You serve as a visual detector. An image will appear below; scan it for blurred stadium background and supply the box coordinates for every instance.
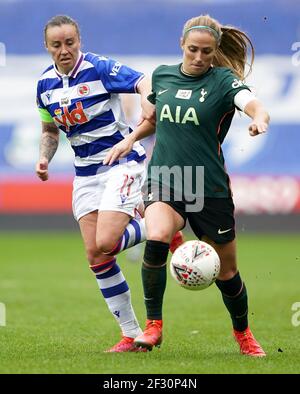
[1,0,300,375]
[0,0,299,232]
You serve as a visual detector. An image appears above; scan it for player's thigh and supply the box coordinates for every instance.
[72,175,103,222]
[79,211,97,250]
[145,202,185,243]
[202,235,237,280]
[78,211,107,263]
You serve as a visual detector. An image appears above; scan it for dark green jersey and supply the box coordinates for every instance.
[147,64,250,198]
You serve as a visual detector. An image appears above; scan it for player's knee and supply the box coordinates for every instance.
[96,237,118,255]
[143,240,170,267]
[217,266,238,281]
[146,228,172,243]
[85,247,103,265]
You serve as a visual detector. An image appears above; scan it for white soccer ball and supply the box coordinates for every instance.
[170,240,220,290]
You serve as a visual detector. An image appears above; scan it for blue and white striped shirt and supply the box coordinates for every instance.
[36,52,146,176]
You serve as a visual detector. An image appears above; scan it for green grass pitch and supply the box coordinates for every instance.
[0,231,299,374]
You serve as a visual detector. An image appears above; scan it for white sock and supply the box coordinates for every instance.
[90,260,142,338]
[110,217,147,255]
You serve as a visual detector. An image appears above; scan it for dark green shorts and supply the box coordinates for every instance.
[144,184,235,244]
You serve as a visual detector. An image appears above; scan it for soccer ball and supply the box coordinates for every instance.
[170,240,220,290]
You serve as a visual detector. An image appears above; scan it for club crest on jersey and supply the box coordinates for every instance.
[199,88,208,102]
[77,84,90,96]
[175,89,192,100]
[53,101,88,131]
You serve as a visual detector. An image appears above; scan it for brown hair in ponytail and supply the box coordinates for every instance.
[182,15,254,80]
[215,26,254,80]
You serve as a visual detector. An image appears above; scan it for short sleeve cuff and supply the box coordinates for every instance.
[38,108,53,123]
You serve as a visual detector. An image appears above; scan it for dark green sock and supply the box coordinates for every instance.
[221,285,248,331]
[141,263,167,320]
[216,273,248,331]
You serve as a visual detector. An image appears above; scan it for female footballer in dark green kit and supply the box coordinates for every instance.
[104,14,270,356]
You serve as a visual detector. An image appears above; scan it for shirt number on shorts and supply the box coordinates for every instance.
[120,174,134,203]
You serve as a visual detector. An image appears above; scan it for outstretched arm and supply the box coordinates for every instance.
[103,120,155,166]
[36,121,60,181]
[244,99,270,136]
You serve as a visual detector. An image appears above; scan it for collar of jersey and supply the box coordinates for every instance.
[179,63,213,79]
[54,51,84,79]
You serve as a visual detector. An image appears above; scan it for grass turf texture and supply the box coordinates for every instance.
[0,232,299,374]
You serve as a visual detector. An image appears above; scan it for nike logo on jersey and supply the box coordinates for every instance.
[158,89,169,95]
[218,228,232,234]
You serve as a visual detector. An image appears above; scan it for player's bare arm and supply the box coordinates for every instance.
[244,99,270,136]
[103,120,155,166]
[36,121,59,181]
[136,76,156,124]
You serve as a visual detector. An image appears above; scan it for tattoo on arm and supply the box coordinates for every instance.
[40,122,59,162]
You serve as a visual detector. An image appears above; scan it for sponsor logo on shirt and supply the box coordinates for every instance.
[53,101,88,131]
[110,61,122,76]
[60,96,71,106]
[232,79,245,88]
[160,104,199,125]
[175,89,192,100]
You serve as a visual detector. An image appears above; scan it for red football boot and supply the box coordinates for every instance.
[233,327,266,357]
[134,319,163,351]
[104,336,147,353]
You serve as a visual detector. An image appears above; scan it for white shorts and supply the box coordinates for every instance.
[72,161,146,221]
